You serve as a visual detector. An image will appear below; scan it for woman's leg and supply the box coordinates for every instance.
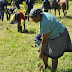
[17,22,22,33]
[2,12,4,21]
[5,12,8,20]
[52,58,58,72]
[9,13,11,20]
[43,55,48,67]
[41,55,48,72]
[0,11,1,19]
[15,13,22,33]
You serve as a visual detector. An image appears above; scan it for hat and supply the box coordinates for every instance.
[29,8,42,17]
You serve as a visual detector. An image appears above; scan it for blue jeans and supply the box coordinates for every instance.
[34,33,42,52]
[5,12,11,20]
[34,33,42,46]
[0,11,4,21]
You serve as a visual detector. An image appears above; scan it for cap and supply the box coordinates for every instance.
[29,8,42,17]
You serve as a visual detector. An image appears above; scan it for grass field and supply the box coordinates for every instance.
[0,1,72,72]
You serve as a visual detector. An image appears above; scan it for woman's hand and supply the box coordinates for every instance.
[39,33,49,58]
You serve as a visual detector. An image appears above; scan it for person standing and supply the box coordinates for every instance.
[25,0,34,21]
[41,0,50,12]
[15,0,20,9]
[11,0,16,10]
[0,0,7,21]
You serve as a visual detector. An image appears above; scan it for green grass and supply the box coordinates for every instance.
[0,1,72,72]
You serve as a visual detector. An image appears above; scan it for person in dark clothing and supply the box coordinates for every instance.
[25,0,34,21]
[0,0,7,21]
[15,0,20,9]
[41,0,50,12]
[5,8,14,20]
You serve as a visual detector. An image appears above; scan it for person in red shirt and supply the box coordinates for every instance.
[15,11,26,33]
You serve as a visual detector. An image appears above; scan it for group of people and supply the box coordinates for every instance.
[0,0,35,33]
[0,0,72,72]
[0,0,20,21]
[10,0,35,33]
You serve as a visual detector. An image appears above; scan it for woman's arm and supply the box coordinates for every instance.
[39,33,49,58]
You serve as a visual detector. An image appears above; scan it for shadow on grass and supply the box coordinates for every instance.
[65,16,72,19]
[63,69,72,72]
[40,65,52,72]
[57,15,72,19]
[39,65,72,72]
[23,29,36,34]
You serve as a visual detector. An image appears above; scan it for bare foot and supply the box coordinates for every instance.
[41,69,44,72]
[40,64,48,72]
[31,44,38,47]
[32,44,37,47]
